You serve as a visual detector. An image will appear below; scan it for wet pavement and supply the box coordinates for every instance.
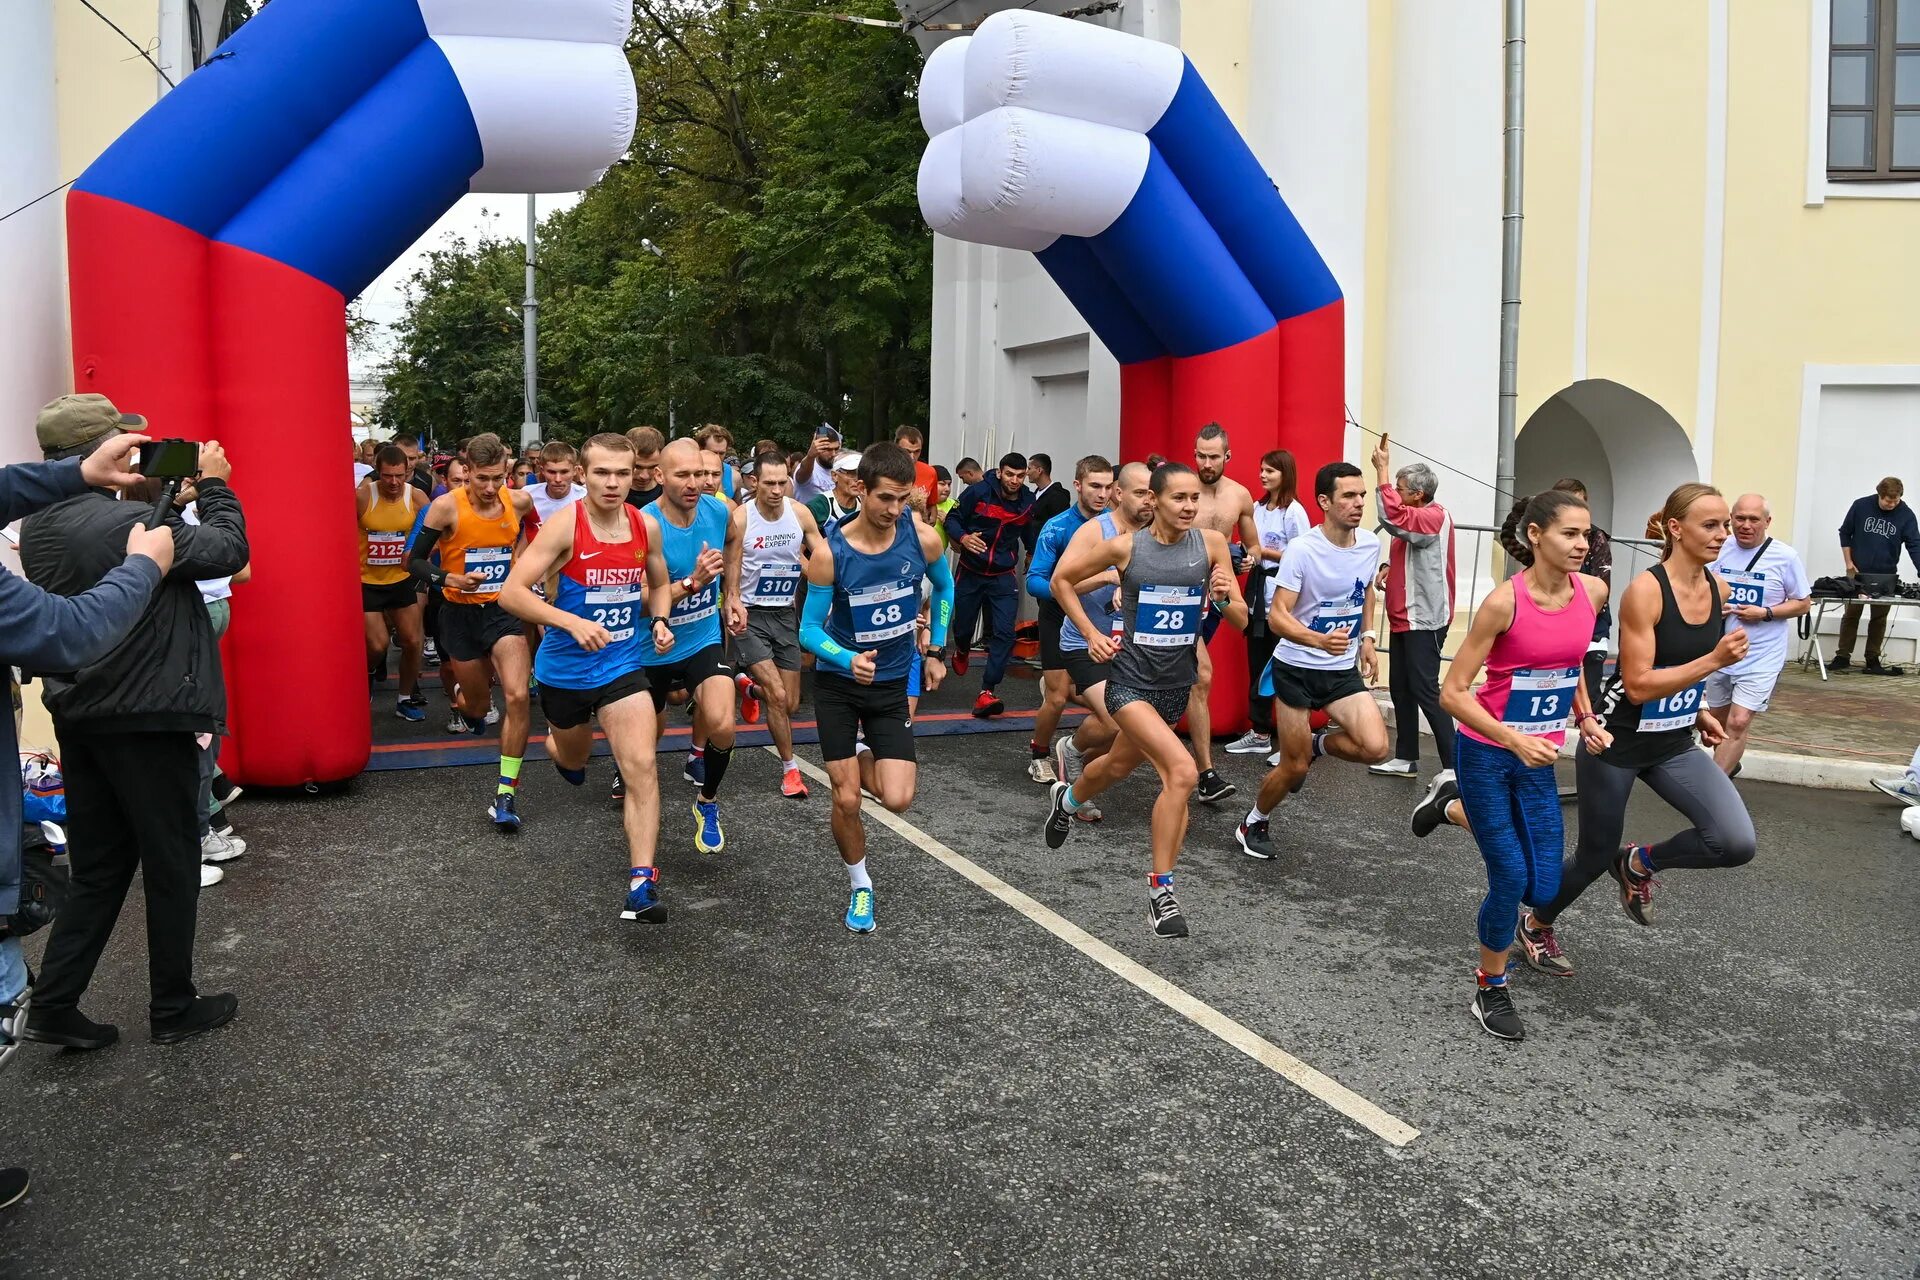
[0,675,1913,1278]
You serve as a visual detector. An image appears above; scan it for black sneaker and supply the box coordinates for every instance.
[1829,654,1852,670]
[1194,768,1236,804]
[209,775,243,807]
[22,1006,117,1051]
[610,767,625,802]
[1148,888,1189,939]
[1236,817,1274,860]
[1865,659,1906,676]
[1471,983,1525,1040]
[1411,773,1460,838]
[151,993,238,1045]
[1043,781,1075,850]
[0,1168,28,1211]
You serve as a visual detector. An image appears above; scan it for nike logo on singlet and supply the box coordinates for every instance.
[578,552,602,560]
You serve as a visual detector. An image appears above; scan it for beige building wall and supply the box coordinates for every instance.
[53,0,166,184]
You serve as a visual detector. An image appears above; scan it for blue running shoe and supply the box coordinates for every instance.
[692,799,724,854]
[489,792,522,832]
[621,871,664,922]
[394,700,425,724]
[683,752,706,788]
[844,885,876,934]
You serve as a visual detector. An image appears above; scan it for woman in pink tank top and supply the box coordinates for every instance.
[1412,489,1612,1042]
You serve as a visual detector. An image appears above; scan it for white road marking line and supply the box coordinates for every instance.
[775,748,1422,1148]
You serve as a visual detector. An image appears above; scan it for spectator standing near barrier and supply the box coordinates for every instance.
[19,415,249,1052]
[1706,494,1811,775]
[791,424,842,507]
[0,400,172,1202]
[945,453,1038,718]
[1834,476,1920,674]
[1369,435,1458,779]
[1028,453,1071,531]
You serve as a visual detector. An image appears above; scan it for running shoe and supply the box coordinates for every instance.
[1310,730,1328,760]
[395,700,426,724]
[844,885,876,934]
[489,793,522,832]
[1236,817,1274,860]
[1194,768,1236,803]
[1224,730,1271,755]
[692,799,725,854]
[1411,773,1460,838]
[423,638,440,667]
[1073,803,1103,823]
[1028,757,1057,785]
[1610,846,1658,926]
[1043,781,1075,849]
[200,864,224,888]
[445,713,473,736]
[401,693,429,711]
[684,752,706,788]
[972,690,1004,719]
[484,706,500,727]
[1147,888,1189,939]
[781,766,809,800]
[1265,750,1281,768]
[209,776,243,808]
[621,874,665,923]
[199,831,247,864]
[1369,758,1417,777]
[737,673,762,725]
[1515,912,1574,977]
[1053,735,1085,787]
[950,648,969,677]
[1871,775,1920,807]
[1471,983,1525,1041]
[610,768,625,801]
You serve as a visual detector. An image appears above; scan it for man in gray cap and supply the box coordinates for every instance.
[18,394,248,1053]
[0,394,174,1200]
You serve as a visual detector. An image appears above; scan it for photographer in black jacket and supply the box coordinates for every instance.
[17,409,249,1051]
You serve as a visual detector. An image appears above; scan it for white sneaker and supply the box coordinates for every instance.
[200,863,224,887]
[445,713,472,735]
[1224,730,1271,755]
[200,831,247,863]
[1265,750,1281,767]
[1370,758,1417,777]
[1028,757,1057,784]
[484,706,501,727]
[1871,775,1920,807]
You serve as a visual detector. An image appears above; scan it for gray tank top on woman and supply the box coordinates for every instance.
[1111,527,1209,692]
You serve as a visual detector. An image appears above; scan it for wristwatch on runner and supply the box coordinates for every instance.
[925,646,946,662]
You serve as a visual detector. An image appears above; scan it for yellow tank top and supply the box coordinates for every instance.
[441,486,522,605]
[359,484,419,586]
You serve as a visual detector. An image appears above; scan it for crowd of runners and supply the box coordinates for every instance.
[352,420,1804,1042]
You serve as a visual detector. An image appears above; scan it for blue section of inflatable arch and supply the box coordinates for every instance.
[1034,238,1167,365]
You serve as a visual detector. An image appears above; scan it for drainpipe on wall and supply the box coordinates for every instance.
[1496,0,1525,574]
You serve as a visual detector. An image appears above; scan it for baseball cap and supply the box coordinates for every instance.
[37,393,146,459]
[832,451,862,473]
[813,423,843,444]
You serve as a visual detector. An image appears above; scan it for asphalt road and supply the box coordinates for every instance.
[0,677,1913,1278]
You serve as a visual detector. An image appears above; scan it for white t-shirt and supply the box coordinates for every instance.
[1272,525,1380,671]
[1252,498,1311,609]
[530,482,586,524]
[352,462,373,486]
[181,502,232,604]
[1713,536,1809,676]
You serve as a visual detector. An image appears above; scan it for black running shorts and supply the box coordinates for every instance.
[1267,658,1369,712]
[361,579,420,614]
[813,672,915,763]
[1062,649,1109,699]
[541,668,651,731]
[439,600,523,663]
[644,642,734,711]
[1038,598,1068,672]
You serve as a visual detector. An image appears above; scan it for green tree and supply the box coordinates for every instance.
[377,0,933,453]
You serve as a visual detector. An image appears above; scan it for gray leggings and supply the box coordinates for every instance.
[1536,745,1756,926]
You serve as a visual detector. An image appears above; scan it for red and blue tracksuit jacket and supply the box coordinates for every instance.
[943,480,1039,578]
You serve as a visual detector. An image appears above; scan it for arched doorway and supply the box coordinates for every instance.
[1516,379,1697,541]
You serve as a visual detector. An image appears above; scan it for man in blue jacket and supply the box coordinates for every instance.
[943,452,1037,718]
[0,396,173,1203]
[1836,476,1920,674]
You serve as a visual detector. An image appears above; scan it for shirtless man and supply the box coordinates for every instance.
[1187,424,1263,803]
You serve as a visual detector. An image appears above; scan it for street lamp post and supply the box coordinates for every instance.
[521,193,541,449]
[642,237,675,437]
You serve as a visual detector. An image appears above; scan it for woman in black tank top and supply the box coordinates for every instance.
[1519,486,1759,978]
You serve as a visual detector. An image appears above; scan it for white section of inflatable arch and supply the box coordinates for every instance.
[418,0,630,44]
[918,121,1059,252]
[919,35,969,138]
[957,107,1147,239]
[961,9,1184,135]
[432,35,638,192]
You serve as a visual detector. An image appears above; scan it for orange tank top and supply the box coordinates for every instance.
[441,486,522,605]
[360,484,420,586]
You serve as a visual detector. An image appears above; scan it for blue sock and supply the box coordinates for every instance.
[1149,872,1174,890]
[1478,967,1508,988]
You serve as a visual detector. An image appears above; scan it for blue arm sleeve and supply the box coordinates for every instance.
[927,553,954,648]
[0,459,87,527]
[1026,524,1060,600]
[799,577,854,673]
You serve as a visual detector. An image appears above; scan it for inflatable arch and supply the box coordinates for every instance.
[66,0,637,786]
[917,11,1346,736]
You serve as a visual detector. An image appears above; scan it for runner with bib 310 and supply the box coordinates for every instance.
[1526,483,1757,968]
[799,443,954,936]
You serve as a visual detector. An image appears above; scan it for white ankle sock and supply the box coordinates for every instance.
[846,858,872,890]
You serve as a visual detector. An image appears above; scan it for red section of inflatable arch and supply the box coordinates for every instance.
[68,192,372,787]
[1112,299,1347,739]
